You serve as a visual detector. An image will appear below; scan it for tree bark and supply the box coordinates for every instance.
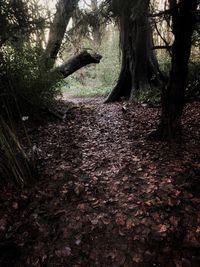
[42,0,103,78]
[43,0,79,69]
[156,0,197,140]
[105,0,163,103]
[53,50,102,78]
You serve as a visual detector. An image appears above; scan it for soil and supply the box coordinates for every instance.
[0,97,200,267]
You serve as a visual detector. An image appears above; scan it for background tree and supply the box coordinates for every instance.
[105,0,163,102]
[43,0,79,68]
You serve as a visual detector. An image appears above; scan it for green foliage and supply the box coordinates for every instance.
[158,56,171,77]
[148,59,200,102]
[96,27,120,85]
[62,77,111,97]
[192,24,200,49]
[0,44,61,116]
[158,56,200,100]
[0,0,61,117]
[136,88,161,104]
[0,0,59,185]
[62,25,120,97]
[0,0,45,47]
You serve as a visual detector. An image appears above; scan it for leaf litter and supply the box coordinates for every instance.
[0,98,200,266]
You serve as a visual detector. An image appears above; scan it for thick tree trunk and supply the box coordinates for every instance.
[156,0,197,140]
[53,51,102,78]
[106,1,163,103]
[43,0,79,69]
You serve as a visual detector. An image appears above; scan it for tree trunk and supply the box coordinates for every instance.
[53,51,102,78]
[43,0,79,69]
[42,0,103,79]
[105,0,163,103]
[156,0,197,140]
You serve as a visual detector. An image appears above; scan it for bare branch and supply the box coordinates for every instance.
[153,20,172,57]
[149,2,181,18]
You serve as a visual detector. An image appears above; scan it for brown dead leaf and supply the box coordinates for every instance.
[55,246,71,257]
[119,228,126,236]
[196,226,200,233]
[158,224,168,233]
[0,218,7,233]
[126,218,135,229]
[183,231,200,248]
[115,251,126,265]
[169,216,179,227]
[102,216,111,225]
[74,183,84,195]
[12,202,19,209]
[91,218,99,225]
[116,214,126,226]
[145,200,154,206]
[77,203,86,211]
[132,253,143,263]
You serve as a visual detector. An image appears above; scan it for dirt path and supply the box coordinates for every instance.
[0,98,200,266]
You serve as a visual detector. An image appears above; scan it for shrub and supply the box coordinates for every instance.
[0,0,61,118]
[0,43,61,118]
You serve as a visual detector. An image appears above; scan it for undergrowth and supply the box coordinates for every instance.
[0,117,33,186]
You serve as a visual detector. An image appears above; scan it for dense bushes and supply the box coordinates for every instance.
[0,0,61,185]
[0,44,60,117]
[0,0,61,118]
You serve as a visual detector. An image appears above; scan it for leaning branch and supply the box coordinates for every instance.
[53,50,102,78]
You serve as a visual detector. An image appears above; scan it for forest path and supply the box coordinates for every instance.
[1,98,200,266]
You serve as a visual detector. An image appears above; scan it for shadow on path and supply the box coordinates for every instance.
[0,97,199,266]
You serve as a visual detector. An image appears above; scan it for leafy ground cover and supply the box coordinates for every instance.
[0,98,199,266]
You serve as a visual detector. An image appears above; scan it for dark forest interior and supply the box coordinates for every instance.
[0,0,200,266]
